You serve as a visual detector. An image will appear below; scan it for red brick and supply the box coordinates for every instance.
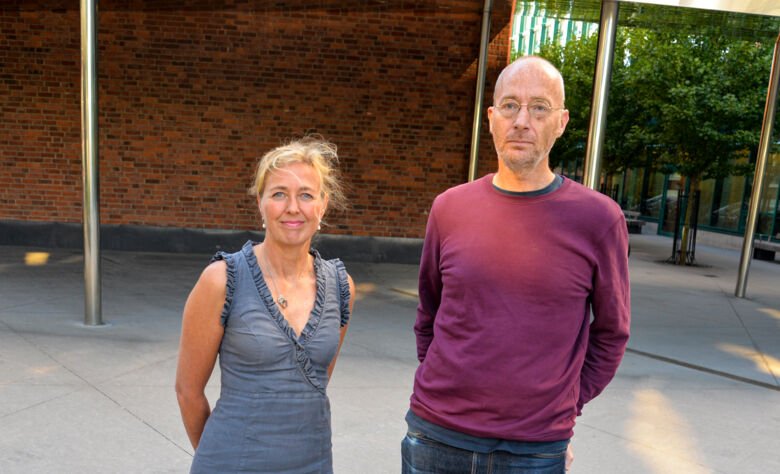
[0,1,512,238]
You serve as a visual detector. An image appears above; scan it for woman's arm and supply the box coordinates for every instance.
[327,274,355,379]
[175,260,226,450]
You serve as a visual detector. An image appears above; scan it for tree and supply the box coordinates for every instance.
[623,28,771,263]
[540,31,658,180]
[533,23,774,264]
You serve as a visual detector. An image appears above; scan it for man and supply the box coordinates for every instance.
[403,56,630,473]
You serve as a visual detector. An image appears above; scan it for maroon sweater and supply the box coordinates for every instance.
[411,174,630,442]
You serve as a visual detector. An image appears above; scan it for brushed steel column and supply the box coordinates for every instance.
[80,0,102,325]
[468,0,494,182]
[736,32,780,298]
[583,0,619,190]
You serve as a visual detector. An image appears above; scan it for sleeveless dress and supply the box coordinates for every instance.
[190,241,351,474]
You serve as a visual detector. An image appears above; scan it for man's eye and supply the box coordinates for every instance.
[502,102,519,112]
[530,104,550,113]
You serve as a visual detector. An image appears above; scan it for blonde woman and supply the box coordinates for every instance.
[176,137,354,473]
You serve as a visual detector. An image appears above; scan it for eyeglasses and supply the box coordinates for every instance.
[494,100,564,120]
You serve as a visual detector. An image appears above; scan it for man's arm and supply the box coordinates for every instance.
[577,216,631,414]
[414,205,443,362]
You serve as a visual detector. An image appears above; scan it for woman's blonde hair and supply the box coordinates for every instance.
[249,136,347,215]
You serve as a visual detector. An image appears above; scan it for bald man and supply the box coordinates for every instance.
[403,56,630,473]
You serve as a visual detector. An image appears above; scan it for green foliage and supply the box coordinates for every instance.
[518,1,780,42]
[538,36,596,169]
[534,21,775,184]
[625,28,771,182]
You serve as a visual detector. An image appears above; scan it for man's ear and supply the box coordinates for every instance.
[557,109,570,137]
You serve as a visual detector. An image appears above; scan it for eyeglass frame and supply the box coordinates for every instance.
[492,99,566,120]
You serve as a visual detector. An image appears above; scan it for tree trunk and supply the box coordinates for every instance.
[677,175,699,265]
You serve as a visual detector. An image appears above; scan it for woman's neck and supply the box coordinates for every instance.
[259,240,313,281]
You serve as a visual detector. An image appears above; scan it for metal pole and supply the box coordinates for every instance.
[582,0,619,190]
[467,0,493,182]
[735,32,780,298]
[80,0,102,325]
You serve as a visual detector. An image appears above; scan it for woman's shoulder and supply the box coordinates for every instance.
[200,258,228,289]
[320,256,347,272]
[202,243,250,290]
[315,254,351,289]
[211,240,255,264]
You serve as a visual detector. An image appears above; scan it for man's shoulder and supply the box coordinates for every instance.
[561,178,623,218]
[433,175,489,207]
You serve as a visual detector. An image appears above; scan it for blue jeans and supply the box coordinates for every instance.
[401,431,567,474]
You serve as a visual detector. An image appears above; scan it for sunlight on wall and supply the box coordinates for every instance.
[627,389,711,474]
[24,252,50,266]
[718,342,780,378]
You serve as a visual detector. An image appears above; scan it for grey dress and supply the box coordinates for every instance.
[190,241,351,474]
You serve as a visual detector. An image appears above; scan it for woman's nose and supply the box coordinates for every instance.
[286,197,300,213]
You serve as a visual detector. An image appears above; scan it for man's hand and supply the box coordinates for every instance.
[566,442,574,471]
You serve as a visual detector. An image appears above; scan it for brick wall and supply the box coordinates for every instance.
[0,0,512,239]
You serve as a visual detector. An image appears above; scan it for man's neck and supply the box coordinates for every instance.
[493,167,557,193]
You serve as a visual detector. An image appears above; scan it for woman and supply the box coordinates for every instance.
[175,137,354,473]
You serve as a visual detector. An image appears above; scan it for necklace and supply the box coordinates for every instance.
[262,246,314,310]
[260,248,289,309]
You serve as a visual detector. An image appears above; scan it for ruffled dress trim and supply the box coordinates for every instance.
[333,259,351,327]
[209,251,236,327]
[240,240,326,394]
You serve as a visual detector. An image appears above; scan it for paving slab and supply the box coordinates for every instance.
[0,234,778,473]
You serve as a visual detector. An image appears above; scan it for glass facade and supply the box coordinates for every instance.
[512,1,780,243]
[510,2,594,58]
[758,152,780,238]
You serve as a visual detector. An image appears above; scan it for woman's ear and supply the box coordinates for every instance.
[257,195,265,227]
[321,193,330,218]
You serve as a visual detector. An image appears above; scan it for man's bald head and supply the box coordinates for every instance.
[493,56,566,106]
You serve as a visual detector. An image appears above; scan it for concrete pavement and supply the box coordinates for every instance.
[1,233,779,473]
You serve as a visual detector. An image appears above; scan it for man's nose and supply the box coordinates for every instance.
[512,106,532,127]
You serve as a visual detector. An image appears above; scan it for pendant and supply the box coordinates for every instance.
[277,295,288,309]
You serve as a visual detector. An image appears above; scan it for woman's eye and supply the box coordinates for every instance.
[300,193,314,201]
[271,192,286,199]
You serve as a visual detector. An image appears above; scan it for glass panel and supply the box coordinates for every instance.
[697,177,715,227]
[637,170,666,219]
[622,168,640,210]
[661,174,682,233]
[759,152,780,239]
[710,174,747,231]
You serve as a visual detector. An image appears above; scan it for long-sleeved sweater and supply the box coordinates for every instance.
[410,174,631,442]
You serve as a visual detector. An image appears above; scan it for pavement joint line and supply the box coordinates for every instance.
[0,294,75,313]
[0,317,192,454]
[721,293,780,386]
[0,388,83,420]
[103,354,179,383]
[625,347,780,391]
